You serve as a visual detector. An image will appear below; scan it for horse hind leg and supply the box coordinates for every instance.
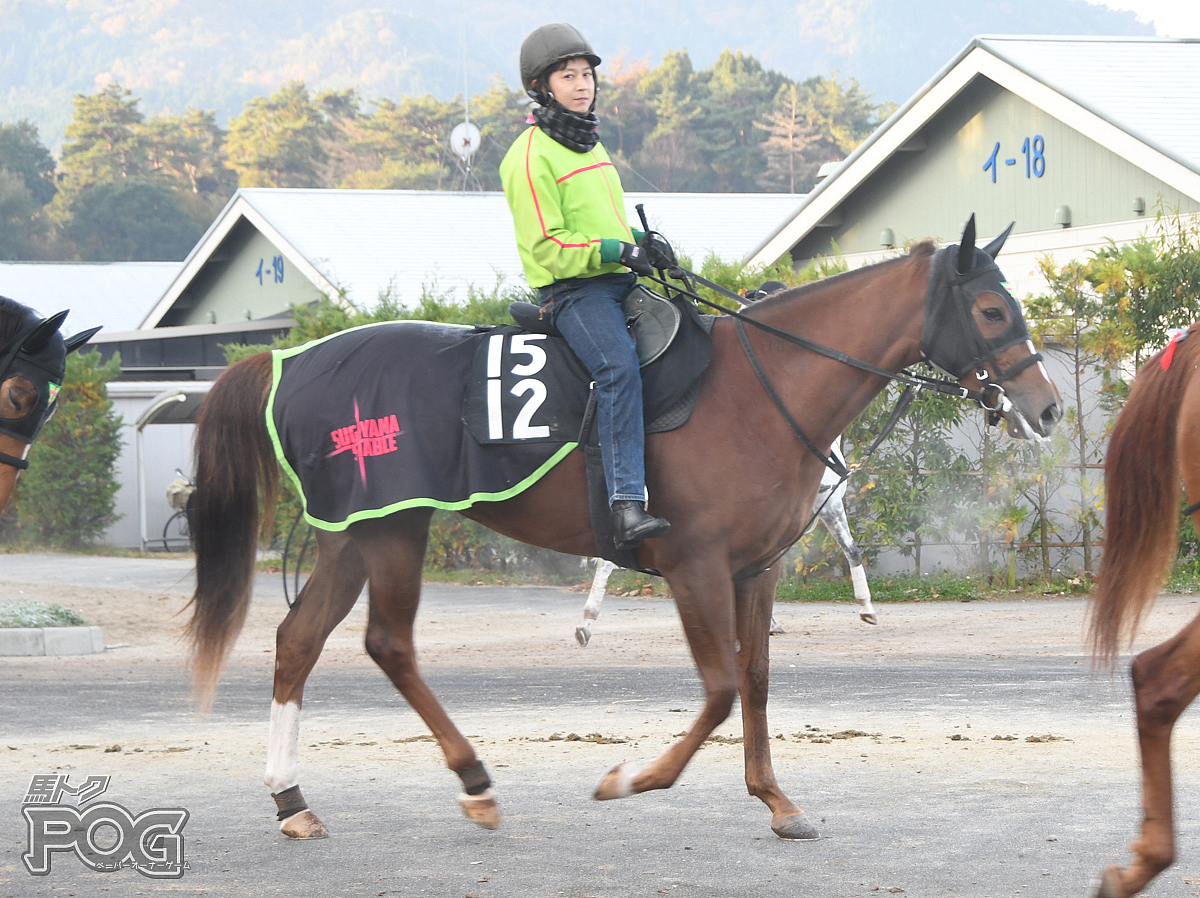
[266,530,366,839]
[1098,612,1200,897]
[353,511,500,830]
[819,497,876,624]
[577,559,616,647]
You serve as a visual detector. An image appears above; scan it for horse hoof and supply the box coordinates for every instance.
[459,789,501,830]
[772,812,820,841]
[860,612,877,625]
[769,619,785,635]
[280,809,329,839]
[593,762,638,800]
[575,624,592,647]
[1095,865,1128,898]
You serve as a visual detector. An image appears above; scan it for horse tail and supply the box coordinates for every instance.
[186,351,279,709]
[1090,329,1200,666]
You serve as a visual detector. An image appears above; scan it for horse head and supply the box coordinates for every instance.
[0,298,100,512]
[920,215,1062,440]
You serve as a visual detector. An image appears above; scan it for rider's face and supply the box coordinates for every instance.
[546,58,595,113]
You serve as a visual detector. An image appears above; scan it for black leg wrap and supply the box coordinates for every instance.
[458,760,492,796]
[272,784,309,821]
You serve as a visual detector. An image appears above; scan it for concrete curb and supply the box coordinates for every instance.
[0,626,105,656]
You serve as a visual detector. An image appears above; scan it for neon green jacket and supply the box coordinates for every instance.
[500,125,637,288]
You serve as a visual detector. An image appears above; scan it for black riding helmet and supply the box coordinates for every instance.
[519,23,601,100]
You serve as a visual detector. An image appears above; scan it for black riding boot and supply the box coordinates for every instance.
[611,500,670,550]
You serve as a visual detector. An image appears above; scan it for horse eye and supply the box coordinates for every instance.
[1,376,36,418]
[981,307,1005,322]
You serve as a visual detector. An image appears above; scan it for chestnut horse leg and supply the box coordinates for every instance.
[351,510,500,830]
[594,554,740,799]
[1098,613,1200,897]
[734,565,819,840]
[576,559,616,647]
[266,530,366,838]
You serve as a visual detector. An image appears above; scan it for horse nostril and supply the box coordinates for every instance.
[1040,403,1062,429]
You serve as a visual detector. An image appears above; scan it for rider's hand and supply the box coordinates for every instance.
[616,241,653,277]
[640,231,677,270]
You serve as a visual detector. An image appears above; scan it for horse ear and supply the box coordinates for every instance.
[64,326,102,355]
[20,310,69,354]
[956,215,977,275]
[982,222,1014,260]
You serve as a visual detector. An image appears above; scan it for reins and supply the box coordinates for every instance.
[634,204,1020,580]
[641,262,981,481]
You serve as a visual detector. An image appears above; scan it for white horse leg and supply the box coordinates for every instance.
[265,699,326,838]
[817,491,877,625]
[849,563,876,624]
[577,559,617,646]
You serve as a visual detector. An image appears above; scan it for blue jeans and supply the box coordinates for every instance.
[539,272,646,505]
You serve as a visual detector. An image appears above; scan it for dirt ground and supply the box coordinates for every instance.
[8,564,1200,896]
[7,564,1200,787]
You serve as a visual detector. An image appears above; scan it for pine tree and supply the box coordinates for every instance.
[225,81,333,188]
[755,84,817,193]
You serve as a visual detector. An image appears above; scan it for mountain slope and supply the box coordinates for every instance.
[0,0,1151,150]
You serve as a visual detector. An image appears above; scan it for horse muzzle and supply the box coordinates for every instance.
[979,382,1061,442]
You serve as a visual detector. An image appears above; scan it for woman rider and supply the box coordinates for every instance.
[500,23,671,550]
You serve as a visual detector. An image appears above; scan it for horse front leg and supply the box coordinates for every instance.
[734,566,819,840]
[353,512,500,831]
[594,557,739,800]
[1098,614,1200,897]
[266,531,366,839]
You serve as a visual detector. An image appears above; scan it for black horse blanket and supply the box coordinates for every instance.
[268,311,711,530]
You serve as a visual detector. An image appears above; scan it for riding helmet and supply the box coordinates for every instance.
[519,23,601,97]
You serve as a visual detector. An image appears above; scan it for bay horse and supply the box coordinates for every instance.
[575,439,876,648]
[1089,324,1200,898]
[185,217,1061,843]
[0,296,98,515]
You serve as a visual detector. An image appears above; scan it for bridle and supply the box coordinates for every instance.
[0,309,97,471]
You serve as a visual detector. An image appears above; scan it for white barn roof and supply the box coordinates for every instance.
[143,188,804,328]
[0,261,180,338]
[982,36,1200,170]
[748,35,1200,272]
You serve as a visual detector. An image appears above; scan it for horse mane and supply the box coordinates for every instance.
[746,241,936,312]
[1090,323,1200,665]
[0,295,35,346]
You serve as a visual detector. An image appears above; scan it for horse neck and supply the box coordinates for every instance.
[746,256,929,437]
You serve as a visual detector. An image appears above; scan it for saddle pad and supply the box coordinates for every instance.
[267,321,576,531]
[463,299,714,444]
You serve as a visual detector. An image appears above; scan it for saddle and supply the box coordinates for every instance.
[507,284,682,367]
[492,287,711,571]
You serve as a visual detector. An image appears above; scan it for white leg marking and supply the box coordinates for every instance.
[851,565,876,621]
[264,699,301,793]
[577,559,616,647]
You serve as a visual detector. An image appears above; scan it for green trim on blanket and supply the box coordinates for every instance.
[264,322,577,532]
[296,439,578,531]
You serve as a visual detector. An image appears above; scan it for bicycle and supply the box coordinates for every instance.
[162,469,194,552]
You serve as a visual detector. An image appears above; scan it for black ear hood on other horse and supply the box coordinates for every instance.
[922,215,1031,380]
[0,308,99,445]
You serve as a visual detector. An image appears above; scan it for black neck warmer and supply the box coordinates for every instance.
[531,99,600,153]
